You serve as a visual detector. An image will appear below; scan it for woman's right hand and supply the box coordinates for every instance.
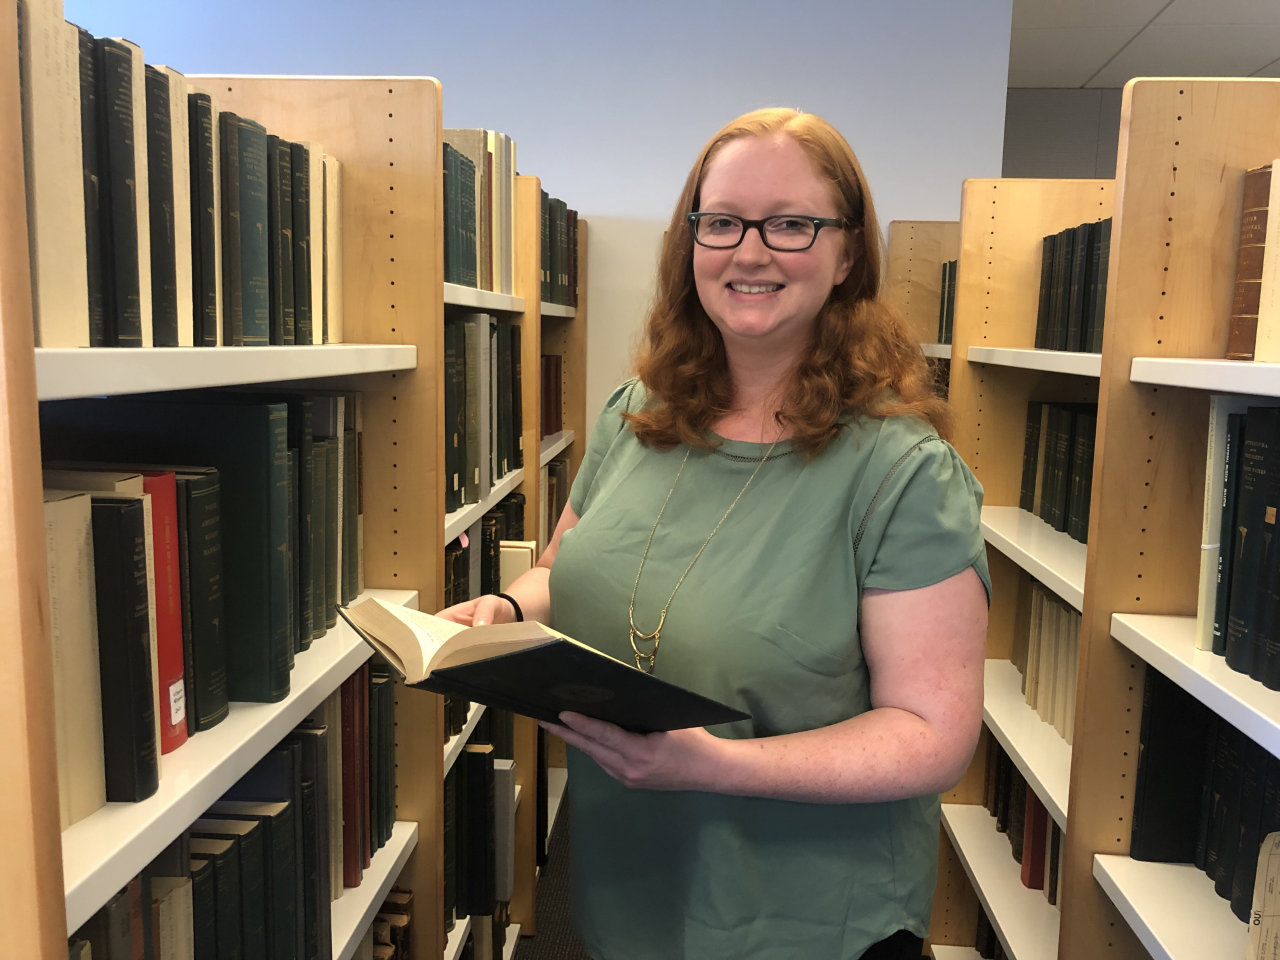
[435,593,518,627]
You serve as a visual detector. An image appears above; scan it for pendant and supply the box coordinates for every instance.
[630,626,659,674]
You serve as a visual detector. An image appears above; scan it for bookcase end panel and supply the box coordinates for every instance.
[927,827,981,949]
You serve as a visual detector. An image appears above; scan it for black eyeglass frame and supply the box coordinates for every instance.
[686,212,848,251]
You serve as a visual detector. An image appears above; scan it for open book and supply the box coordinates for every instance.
[338,598,749,733]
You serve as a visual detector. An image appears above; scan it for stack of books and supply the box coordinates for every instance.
[1018,401,1098,543]
[442,130,518,295]
[1033,218,1112,353]
[541,192,579,307]
[41,392,363,825]
[1011,582,1080,745]
[18,2,345,348]
[983,738,1065,906]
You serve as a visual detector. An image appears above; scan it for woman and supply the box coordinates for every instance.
[442,108,989,960]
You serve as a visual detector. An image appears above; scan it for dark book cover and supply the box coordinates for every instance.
[462,745,497,916]
[442,143,454,285]
[541,189,551,303]
[1034,235,1053,349]
[343,425,358,604]
[236,117,270,345]
[536,725,548,867]
[1205,723,1247,888]
[144,65,179,346]
[90,497,159,801]
[219,111,244,345]
[359,662,372,870]
[497,323,513,477]
[444,766,457,931]
[1090,219,1112,352]
[1008,767,1027,864]
[1046,229,1066,352]
[290,726,332,959]
[340,671,363,889]
[176,474,196,735]
[188,92,218,346]
[42,399,291,702]
[501,492,525,541]
[1246,757,1280,915]
[1218,737,1266,900]
[310,442,327,642]
[324,437,339,628]
[189,857,217,960]
[945,259,957,344]
[207,800,296,960]
[266,136,294,346]
[181,469,229,728]
[1020,789,1048,889]
[511,324,523,467]
[444,320,462,513]
[1227,166,1273,360]
[457,149,477,288]
[76,28,106,346]
[1065,410,1093,542]
[1129,667,1215,862]
[1065,225,1088,352]
[191,818,268,960]
[368,675,383,853]
[298,779,320,960]
[1230,741,1269,919]
[1216,413,1246,656]
[376,665,396,845]
[1047,820,1062,905]
[1020,402,1043,514]
[1079,221,1100,353]
[290,143,311,345]
[1226,406,1280,673]
[191,836,243,960]
[994,747,1011,831]
[463,317,483,504]
[1195,712,1220,871]
[480,512,502,596]
[94,39,142,347]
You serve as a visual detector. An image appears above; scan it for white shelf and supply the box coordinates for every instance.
[331,820,419,960]
[941,804,1060,960]
[922,343,953,359]
[983,660,1071,829]
[967,346,1101,377]
[444,283,525,314]
[931,947,982,960]
[62,588,418,934]
[1111,613,1280,757]
[503,922,522,960]
[443,703,486,776]
[540,301,575,318]
[539,430,575,467]
[36,344,418,402]
[444,468,525,545]
[1130,356,1280,395]
[1093,855,1245,960]
[444,915,472,960]
[980,506,1086,612]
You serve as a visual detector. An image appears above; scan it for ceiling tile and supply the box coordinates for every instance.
[1009,26,1139,86]
[1013,0,1170,30]
[1087,23,1280,85]
[1155,0,1280,27]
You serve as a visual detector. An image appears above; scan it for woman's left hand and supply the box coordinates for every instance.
[539,712,727,792]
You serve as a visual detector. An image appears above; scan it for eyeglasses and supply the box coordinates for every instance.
[686,212,847,251]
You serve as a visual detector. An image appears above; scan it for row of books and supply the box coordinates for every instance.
[1033,218,1111,354]
[541,192,579,308]
[442,130,518,295]
[973,907,1007,960]
[1018,401,1098,543]
[1128,666,1277,924]
[40,391,363,823]
[1010,582,1080,746]
[982,737,1065,905]
[935,259,956,345]
[541,354,563,438]
[442,494,527,610]
[19,0,345,348]
[443,315,524,513]
[1226,161,1280,362]
[67,671,399,960]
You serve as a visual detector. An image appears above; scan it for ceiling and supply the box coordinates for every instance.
[1009,0,1280,87]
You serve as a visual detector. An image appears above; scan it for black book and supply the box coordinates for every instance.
[1080,221,1100,352]
[191,818,268,960]
[290,726,332,960]
[1047,820,1062,905]
[188,92,218,346]
[1230,742,1270,919]
[462,745,497,916]
[994,747,1011,829]
[937,261,947,344]
[1066,410,1096,543]
[511,324,523,468]
[236,117,270,345]
[1049,405,1077,532]
[290,143,311,345]
[190,857,218,960]
[144,65,179,346]
[341,598,751,733]
[945,260,957,344]
[267,136,295,346]
[284,450,297,662]
[1046,231,1065,351]
[444,320,462,513]
[378,666,396,845]
[342,417,357,604]
[452,320,471,504]
[1218,737,1266,901]
[1089,219,1112,352]
[1195,712,1220,871]
[191,837,243,960]
[90,497,159,801]
[219,112,244,345]
[1035,236,1053,349]
[457,150,477,288]
[1065,225,1088,352]
[174,468,228,732]
[324,437,339,628]
[298,779,320,959]
[309,441,327,641]
[1129,667,1215,862]
[95,39,143,347]
[1037,405,1058,525]
[76,28,107,346]
[1008,766,1027,864]
[480,511,503,596]
[1246,758,1280,915]
[1216,414,1246,656]
[497,323,513,476]
[1225,406,1280,674]
[444,765,457,930]
[442,143,454,285]
[1020,402,1044,513]
[42,398,292,702]
[501,493,525,541]
[207,800,296,960]
[1205,723,1247,888]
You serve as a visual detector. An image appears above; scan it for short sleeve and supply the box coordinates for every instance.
[859,437,991,600]
[568,379,640,516]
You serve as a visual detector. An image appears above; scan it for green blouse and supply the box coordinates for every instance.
[548,381,989,960]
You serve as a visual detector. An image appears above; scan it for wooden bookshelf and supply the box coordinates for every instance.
[884,219,959,345]
[539,219,590,498]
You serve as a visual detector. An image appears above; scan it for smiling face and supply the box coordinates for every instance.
[693,134,858,357]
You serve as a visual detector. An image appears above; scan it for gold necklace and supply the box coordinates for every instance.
[628,435,781,673]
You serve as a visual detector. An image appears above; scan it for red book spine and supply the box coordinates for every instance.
[1020,788,1049,889]
[128,875,144,960]
[360,662,372,869]
[341,673,362,888]
[141,472,187,754]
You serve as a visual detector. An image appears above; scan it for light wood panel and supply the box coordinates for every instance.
[884,220,960,344]
[1062,77,1280,960]
[0,12,66,956]
[190,74,447,958]
[927,822,982,949]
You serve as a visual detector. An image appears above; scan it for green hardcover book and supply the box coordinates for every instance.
[207,800,296,960]
[442,143,455,285]
[309,442,327,641]
[324,438,339,628]
[144,65,179,347]
[1019,402,1043,513]
[297,779,319,958]
[188,93,219,346]
[1047,229,1066,350]
[945,259,957,344]
[1034,235,1053,349]
[1065,225,1088,352]
[1251,433,1280,684]
[77,29,107,347]
[343,424,357,604]
[41,399,293,702]
[176,468,229,731]
[191,818,268,960]
[95,39,143,347]
[288,726,332,957]
[285,449,297,659]
[189,857,218,960]
[1089,218,1112,352]
[1225,406,1280,674]
[290,143,311,345]
[462,317,483,504]
[368,674,382,852]
[497,323,513,477]
[219,112,244,345]
[1036,405,1058,524]
[1079,222,1100,353]
[236,117,270,345]
[266,136,294,346]
[191,836,242,960]
[456,150,477,288]
[443,319,462,513]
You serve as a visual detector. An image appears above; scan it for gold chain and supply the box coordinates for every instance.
[628,436,780,673]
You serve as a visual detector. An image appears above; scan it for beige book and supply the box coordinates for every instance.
[112,38,152,345]
[1251,161,1280,363]
[493,758,516,901]
[18,6,89,346]
[500,539,536,592]
[151,875,194,960]
[322,153,344,342]
[42,490,106,829]
[185,83,224,343]
[1066,611,1080,745]
[154,66,193,345]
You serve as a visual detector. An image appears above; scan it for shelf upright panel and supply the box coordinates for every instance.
[0,8,65,956]
[883,220,959,345]
[190,74,447,960]
[1060,78,1280,960]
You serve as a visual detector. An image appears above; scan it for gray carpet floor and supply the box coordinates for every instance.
[512,789,591,960]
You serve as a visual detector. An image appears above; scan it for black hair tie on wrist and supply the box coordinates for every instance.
[495,592,523,622]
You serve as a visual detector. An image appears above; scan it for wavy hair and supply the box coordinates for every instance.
[625,108,952,456]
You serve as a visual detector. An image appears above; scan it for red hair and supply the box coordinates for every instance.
[626,108,951,456]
